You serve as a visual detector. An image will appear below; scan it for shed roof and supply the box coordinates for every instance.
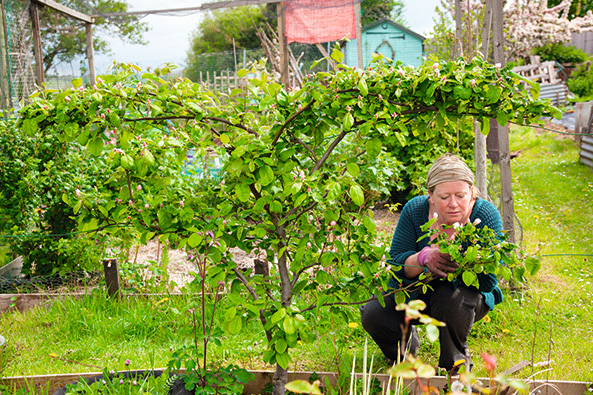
[362,18,426,42]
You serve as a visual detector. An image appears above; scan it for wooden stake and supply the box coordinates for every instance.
[277,2,289,87]
[102,258,121,298]
[29,1,45,85]
[85,22,96,86]
[354,0,363,69]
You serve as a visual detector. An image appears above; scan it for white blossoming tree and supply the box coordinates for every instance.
[426,0,593,61]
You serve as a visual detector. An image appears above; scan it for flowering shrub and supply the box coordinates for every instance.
[418,218,541,288]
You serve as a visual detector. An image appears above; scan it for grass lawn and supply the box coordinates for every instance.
[1,125,592,384]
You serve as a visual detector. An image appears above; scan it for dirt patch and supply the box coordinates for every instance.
[130,209,401,289]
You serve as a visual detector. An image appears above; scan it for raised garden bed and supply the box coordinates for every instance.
[1,369,591,395]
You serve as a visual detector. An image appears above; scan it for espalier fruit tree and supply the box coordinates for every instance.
[14,51,559,395]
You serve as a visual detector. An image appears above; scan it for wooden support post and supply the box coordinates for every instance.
[454,0,462,58]
[0,0,11,112]
[29,1,45,86]
[85,23,96,86]
[491,0,515,242]
[474,119,488,200]
[277,2,289,87]
[102,258,121,298]
[354,0,363,69]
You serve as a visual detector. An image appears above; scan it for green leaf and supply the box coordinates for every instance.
[275,351,291,370]
[481,117,490,135]
[71,77,83,88]
[426,324,440,343]
[362,215,376,233]
[283,316,296,334]
[87,137,104,156]
[225,315,242,334]
[462,271,477,287]
[496,111,509,127]
[237,68,248,78]
[188,232,204,248]
[330,48,344,63]
[285,380,322,395]
[121,154,134,170]
[358,77,368,96]
[274,338,287,353]
[486,86,502,103]
[257,165,275,187]
[347,163,360,177]
[365,138,381,157]
[343,112,354,131]
[349,184,365,206]
[22,118,38,135]
[453,85,472,100]
[235,183,251,202]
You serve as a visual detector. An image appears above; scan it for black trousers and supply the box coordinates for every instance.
[360,281,489,371]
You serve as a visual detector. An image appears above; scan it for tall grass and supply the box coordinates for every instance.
[1,125,592,383]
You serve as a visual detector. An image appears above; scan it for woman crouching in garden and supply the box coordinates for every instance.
[360,154,503,374]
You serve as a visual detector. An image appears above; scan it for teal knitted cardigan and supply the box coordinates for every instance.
[387,195,504,310]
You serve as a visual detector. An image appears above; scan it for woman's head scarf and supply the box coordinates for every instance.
[426,154,475,190]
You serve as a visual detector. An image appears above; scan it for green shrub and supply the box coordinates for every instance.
[567,62,593,99]
[0,117,105,276]
[533,43,590,64]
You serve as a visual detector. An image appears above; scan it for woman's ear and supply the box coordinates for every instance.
[471,185,479,200]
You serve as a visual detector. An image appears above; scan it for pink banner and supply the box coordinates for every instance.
[285,0,357,44]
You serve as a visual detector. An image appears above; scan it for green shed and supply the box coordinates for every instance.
[344,18,426,68]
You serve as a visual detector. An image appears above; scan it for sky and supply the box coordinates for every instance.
[80,0,442,76]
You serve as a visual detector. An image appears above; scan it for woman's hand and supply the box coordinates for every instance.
[417,246,459,278]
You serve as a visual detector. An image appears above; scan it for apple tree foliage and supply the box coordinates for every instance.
[12,52,559,393]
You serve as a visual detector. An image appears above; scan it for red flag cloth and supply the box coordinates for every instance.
[284,0,357,44]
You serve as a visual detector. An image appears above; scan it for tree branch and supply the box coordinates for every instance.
[272,98,315,145]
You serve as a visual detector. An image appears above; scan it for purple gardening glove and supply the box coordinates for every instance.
[417,246,458,278]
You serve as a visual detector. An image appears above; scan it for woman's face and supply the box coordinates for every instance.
[429,181,475,225]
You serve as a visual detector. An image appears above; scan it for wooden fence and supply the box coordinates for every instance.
[198,70,246,93]
[572,31,593,55]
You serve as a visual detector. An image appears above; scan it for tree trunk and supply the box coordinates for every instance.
[272,363,288,395]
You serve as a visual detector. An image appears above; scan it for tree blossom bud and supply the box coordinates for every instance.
[179,200,184,207]
[432,63,439,70]
[138,209,142,213]
[481,353,496,372]
[128,200,133,205]
[144,204,149,209]
[64,96,71,103]
[125,359,130,366]
[221,179,225,186]
[307,242,312,248]
[473,218,482,225]
[330,220,336,227]
[471,79,476,87]
[75,189,82,197]
[346,105,352,112]
[378,94,383,100]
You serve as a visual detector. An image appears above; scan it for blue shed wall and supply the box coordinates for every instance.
[344,22,424,68]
